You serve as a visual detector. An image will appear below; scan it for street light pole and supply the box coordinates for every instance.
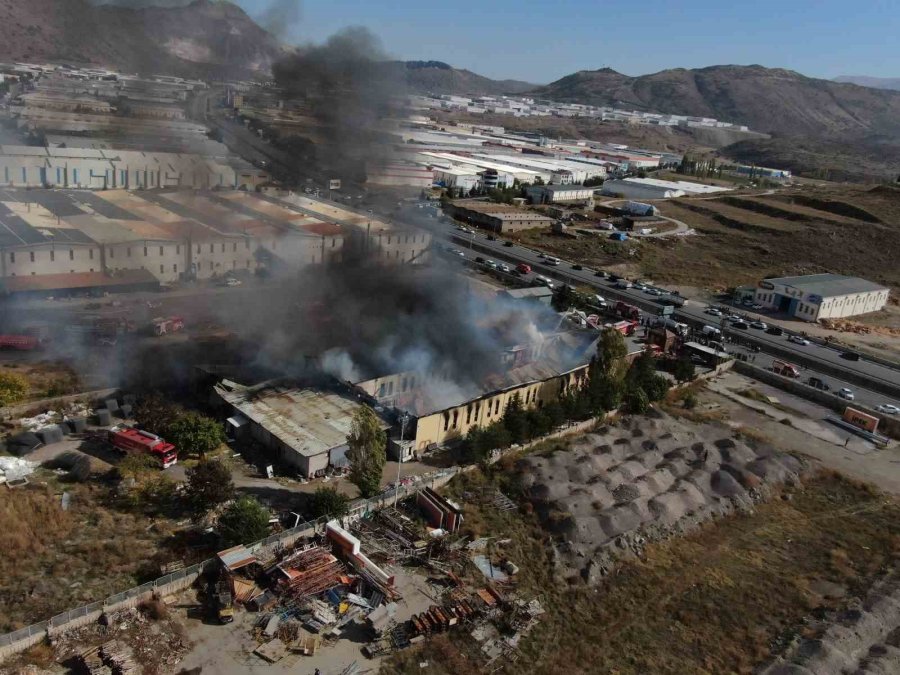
[394,412,409,508]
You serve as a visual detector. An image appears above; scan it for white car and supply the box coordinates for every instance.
[705,308,723,317]
[615,280,633,289]
[750,320,767,330]
[498,264,511,273]
[223,277,241,287]
[837,388,855,401]
[485,260,498,269]
[644,288,661,296]
[788,335,811,346]
[545,257,561,266]
[876,404,899,415]
[595,294,607,306]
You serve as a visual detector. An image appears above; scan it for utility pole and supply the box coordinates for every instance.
[394,412,409,508]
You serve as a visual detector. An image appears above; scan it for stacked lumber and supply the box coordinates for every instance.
[78,646,110,675]
[278,546,346,600]
[99,640,137,675]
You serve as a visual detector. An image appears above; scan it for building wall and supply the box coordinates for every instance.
[3,242,100,277]
[413,365,589,449]
[754,283,889,322]
[105,240,184,283]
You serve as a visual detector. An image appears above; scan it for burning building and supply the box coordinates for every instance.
[213,379,390,478]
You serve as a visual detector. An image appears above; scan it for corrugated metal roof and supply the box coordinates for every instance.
[217,545,257,571]
[217,381,387,458]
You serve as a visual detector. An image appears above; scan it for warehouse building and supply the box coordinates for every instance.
[445,200,554,233]
[214,379,389,478]
[601,177,731,200]
[525,184,595,205]
[754,274,890,321]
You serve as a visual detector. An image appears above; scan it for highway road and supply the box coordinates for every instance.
[388,204,900,402]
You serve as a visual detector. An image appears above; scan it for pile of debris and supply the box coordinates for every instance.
[79,641,136,675]
[820,318,873,334]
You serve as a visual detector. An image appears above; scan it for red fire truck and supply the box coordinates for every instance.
[614,301,641,321]
[151,316,185,336]
[108,425,178,468]
[0,334,42,350]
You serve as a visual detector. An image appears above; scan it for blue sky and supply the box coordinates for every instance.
[235,0,899,84]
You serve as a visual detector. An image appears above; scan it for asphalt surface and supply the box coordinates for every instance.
[412,217,900,401]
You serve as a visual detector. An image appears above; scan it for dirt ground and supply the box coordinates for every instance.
[383,444,900,675]
[0,360,80,404]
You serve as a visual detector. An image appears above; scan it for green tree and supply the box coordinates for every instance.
[502,394,530,444]
[625,387,650,415]
[481,421,512,454]
[673,358,696,383]
[346,406,386,498]
[526,409,552,438]
[644,374,671,402]
[118,452,160,481]
[167,412,225,459]
[185,459,235,514]
[595,328,629,379]
[308,486,350,519]
[217,496,270,547]
[543,400,565,429]
[552,284,574,312]
[0,372,28,407]
[132,393,182,437]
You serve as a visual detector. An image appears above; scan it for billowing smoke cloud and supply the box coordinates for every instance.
[256,0,303,42]
[271,26,404,183]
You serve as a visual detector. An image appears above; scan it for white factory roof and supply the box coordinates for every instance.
[419,152,543,178]
[611,177,731,195]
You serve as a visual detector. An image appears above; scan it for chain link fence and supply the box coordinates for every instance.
[0,466,462,659]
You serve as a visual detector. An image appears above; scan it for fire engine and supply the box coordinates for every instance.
[108,425,178,468]
[614,301,641,321]
[0,335,42,350]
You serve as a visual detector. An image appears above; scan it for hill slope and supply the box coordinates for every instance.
[0,0,281,77]
[834,75,900,92]
[531,65,900,138]
[395,61,535,96]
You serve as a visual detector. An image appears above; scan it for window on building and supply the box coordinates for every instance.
[465,405,472,424]
[127,247,131,257]
[159,246,164,256]
[160,264,164,274]
[331,238,336,248]
[209,261,213,271]
[30,251,35,263]
[221,243,225,253]
[176,245,180,255]
[173,264,177,273]
[379,383,386,397]
[143,246,148,257]
[9,252,14,263]
[452,410,459,428]
[387,235,392,245]
[209,243,214,254]
[495,399,500,415]
[89,249,94,260]
[69,249,74,261]
[196,244,201,254]
[50,250,55,262]
[233,242,237,252]
[443,412,449,431]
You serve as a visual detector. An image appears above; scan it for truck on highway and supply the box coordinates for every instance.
[151,316,185,336]
[614,301,641,321]
[772,359,801,379]
[108,425,178,468]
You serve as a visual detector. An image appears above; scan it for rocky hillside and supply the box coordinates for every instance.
[531,65,900,138]
[395,61,535,96]
[834,75,900,92]
[0,0,281,77]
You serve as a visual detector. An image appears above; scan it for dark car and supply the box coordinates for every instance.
[766,326,784,336]
[486,235,497,241]
[503,240,514,247]
[732,321,749,330]
[609,274,622,282]
[572,264,583,271]
[807,377,830,391]
[475,256,485,264]
[841,351,861,361]
[594,270,606,278]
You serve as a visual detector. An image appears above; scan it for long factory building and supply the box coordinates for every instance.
[0,188,430,296]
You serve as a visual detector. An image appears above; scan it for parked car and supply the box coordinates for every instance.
[594,294,607,306]
[498,263,511,273]
[766,326,784,336]
[750,320,767,330]
[475,256,486,264]
[705,308,723,316]
[876,404,899,415]
[788,335,811,346]
[837,388,855,401]
[840,351,860,361]
[485,260,498,269]
[732,321,749,330]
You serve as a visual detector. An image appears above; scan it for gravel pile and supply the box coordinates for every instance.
[516,411,804,582]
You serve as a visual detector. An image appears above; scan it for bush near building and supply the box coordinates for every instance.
[217,496,270,548]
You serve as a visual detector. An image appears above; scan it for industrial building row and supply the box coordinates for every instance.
[0,188,430,296]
